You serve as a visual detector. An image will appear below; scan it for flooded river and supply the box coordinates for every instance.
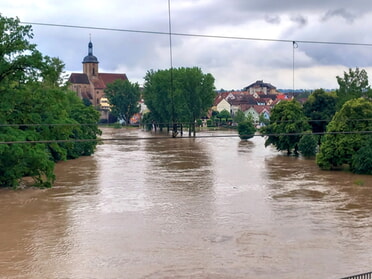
[1,127,372,279]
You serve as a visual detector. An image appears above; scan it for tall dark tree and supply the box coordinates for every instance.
[104,79,141,125]
[303,89,337,144]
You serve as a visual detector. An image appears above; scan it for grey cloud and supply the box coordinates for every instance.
[265,15,281,24]
[321,8,356,23]
[290,15,307,27]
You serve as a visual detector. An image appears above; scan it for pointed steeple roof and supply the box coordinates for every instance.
[83,39,98,63]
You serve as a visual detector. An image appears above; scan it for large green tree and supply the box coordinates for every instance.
[336,67,372,109]
[0,15,101,188]
[316,98,372,173]
[303,89,337,143]
[104,79,141,125]
[143,67,215,136]
[261,100,310,155]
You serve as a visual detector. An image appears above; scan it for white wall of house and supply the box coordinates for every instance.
[216,98,231,112]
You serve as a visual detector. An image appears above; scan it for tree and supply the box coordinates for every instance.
[261,100,310,155]
[351,137,372,175]
[238,115,256,140]
[234,110,246,124]
[303,89,337,144]
[316,98,372,173]
[336,67,372,109]
[104,79,141,125]
[217,109,231,123]
[143,67,215,136]
[298,132,317,157]
[0,16,43,86]
[0,15,101,188]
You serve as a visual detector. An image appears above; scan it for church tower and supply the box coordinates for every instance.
[82,40,99,78]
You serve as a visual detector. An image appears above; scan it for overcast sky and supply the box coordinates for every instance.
[3,0,372,90]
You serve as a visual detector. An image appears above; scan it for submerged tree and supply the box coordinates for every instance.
[104,79,141,125]
[143,67,215,136]
[237,115,256,140]
[261,100,310,155]
[316,98,372,173]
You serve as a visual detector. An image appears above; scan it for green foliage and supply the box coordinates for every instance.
[336,67,372,109]
[303,89,337,136]
[234,110,246,124]
[237,119,256,140]
[143,67,215,130]
[141,111,155,130]
[261,100,310,155]
[0,16,43,86]
[217,109,230,121]
[0,15,101,188]
[104,79,141,125]
[196,119,203,127]
[316,98,372,173]
[351,137,372,175]
[298,132,317,157]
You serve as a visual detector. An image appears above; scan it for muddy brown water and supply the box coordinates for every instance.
[0,127,371,279]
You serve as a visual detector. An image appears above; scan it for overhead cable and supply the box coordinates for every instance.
[20,21,372,47]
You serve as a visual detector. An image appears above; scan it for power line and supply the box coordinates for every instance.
[20,21,372,47]
[0,118,370,128]
[0,130,371,145]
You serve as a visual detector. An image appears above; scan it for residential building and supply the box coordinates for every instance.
[243,80,278,95]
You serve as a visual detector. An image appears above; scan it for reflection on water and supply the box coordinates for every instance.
[0,128,371,279]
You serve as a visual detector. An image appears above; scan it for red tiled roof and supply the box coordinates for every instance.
[253,105,271,114]
[92,78,106,89]
[241,105,271,114]
[68,73,90,84]
[98,73,128,89]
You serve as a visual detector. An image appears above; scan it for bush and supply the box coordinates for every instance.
[238,120,256,140]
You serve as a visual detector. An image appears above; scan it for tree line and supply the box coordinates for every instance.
[105,63,371,175]
[0,15,101,188]
[260,68,372,174]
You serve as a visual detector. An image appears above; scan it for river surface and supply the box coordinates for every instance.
[1,127,372,279]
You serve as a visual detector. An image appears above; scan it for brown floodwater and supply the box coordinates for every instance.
[0,127,371,279]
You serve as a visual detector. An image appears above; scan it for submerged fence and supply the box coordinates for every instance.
[341,272,372,279]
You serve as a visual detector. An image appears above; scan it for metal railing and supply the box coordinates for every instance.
[341,272,372,279]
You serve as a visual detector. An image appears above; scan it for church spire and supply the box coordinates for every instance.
[83,37,98,64]
[82,36,99,76]
[88,34,93,56]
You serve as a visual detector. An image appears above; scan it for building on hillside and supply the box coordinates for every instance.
[229,94,257,116]
[68,40,128,121]
[243,80,278,95]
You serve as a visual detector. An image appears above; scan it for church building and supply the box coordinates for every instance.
[68,40,128,120]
